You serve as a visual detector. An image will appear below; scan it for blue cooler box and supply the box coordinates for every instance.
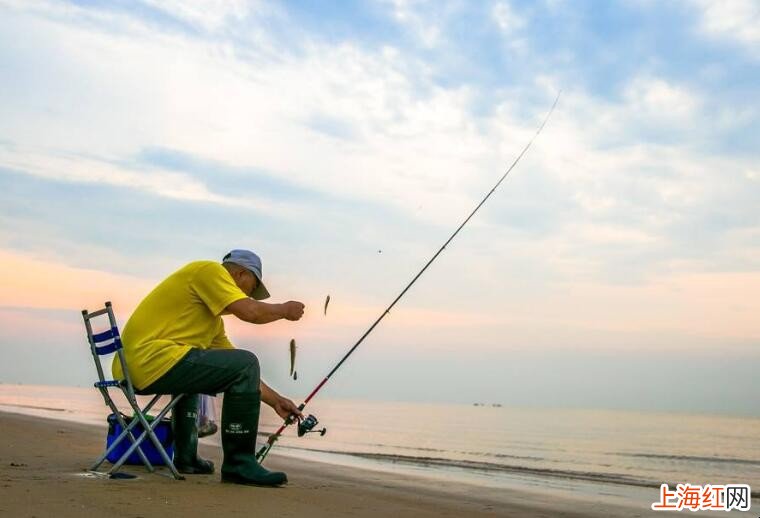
[106,413,174,465]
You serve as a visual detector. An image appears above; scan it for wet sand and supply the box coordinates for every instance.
[0,411,672,517]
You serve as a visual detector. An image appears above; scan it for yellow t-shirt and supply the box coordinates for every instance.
[112,261,249,390]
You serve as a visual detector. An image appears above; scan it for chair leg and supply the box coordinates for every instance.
[140,395,185,480]
[92,417,154,473]
[91,396,154,472]
[110,394,186,480]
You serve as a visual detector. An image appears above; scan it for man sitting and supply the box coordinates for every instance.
[112,249,305,486]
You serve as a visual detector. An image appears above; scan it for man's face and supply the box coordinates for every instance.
[233,268,259,298]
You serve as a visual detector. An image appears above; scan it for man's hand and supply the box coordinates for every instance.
[261,381,302,422]
[282,301,305,321]
[273,396,303,422]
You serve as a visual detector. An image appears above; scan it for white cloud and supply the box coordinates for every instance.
[492,1,525,33]
[623,76,700,124]
[141,0,253,32]
[496,80,757,276]
[691,0,760,58]
[0,147,229,205]
[491,1,528,57]
[567,222,659,245]
[385,0,442,47]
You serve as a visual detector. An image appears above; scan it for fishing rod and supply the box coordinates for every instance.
[256,91,561,462]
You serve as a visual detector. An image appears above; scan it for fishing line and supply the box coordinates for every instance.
[257,91,561,462]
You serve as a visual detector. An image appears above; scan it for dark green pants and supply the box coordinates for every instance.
[138,348,260,395]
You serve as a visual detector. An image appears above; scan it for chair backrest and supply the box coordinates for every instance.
[82,301,136,395]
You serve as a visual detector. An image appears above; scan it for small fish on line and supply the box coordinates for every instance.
[324,294,330,315]
[289,338,296,376]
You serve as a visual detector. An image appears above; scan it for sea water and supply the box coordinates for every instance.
[1,383,758,506]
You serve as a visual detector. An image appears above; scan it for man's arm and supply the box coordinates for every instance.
[261,380,303,420]
[226,298,304,324]
[260,380,281,407]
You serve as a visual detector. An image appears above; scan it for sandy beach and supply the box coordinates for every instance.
[0,411,685,518]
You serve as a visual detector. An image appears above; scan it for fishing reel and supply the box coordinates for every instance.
[298,414,327,437]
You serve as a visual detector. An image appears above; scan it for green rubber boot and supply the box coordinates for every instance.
[221,392,287,486]
[172,394,215,475]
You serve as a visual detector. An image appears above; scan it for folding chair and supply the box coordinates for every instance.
[82,301,185,480]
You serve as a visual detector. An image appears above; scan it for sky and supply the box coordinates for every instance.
[0,0,758,416]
